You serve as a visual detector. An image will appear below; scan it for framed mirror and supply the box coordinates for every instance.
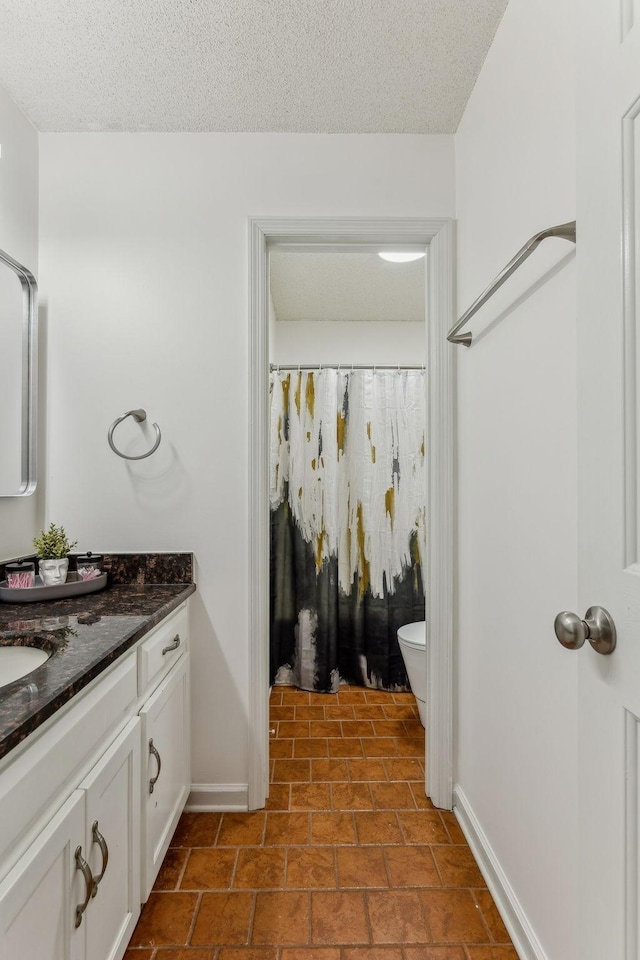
[0,247,37,496]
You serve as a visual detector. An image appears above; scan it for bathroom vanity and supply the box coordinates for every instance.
[0,562,195,960]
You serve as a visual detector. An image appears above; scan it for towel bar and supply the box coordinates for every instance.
[447,221,576,347]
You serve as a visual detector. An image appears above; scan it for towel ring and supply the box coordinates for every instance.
[108,409,162,461]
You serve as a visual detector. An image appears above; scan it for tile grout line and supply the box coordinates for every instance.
[414,873,436,946]
[227,845,240,889]
[362,885,375,947]
[185,890,203,948]
[470,886,499,944]
[245,888,258,949]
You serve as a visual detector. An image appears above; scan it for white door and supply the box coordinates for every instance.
[79,717,141,960]
[576,4,640,957]
[139,653,190,900]
[0,790,86,960]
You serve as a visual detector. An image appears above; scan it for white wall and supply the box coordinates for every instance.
[455,2,577,958]
[0,86,42,561]
[38,133,454,793]
[272,320,425,366]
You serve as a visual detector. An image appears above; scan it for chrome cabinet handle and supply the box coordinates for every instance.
[74,846,94,928]
[162,634,181,656]
[90,820,109,897]
[554,605,617,655]
[149,738,162,794]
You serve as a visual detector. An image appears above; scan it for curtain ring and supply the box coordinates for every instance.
[108,409,162,461]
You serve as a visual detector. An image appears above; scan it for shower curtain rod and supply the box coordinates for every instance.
[270,363,425,371]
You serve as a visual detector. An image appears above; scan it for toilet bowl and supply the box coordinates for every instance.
[397,621,426,727]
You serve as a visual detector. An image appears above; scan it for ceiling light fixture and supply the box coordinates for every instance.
[378,251,426,263]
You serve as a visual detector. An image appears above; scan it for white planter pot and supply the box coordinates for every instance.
[39,558,69,586]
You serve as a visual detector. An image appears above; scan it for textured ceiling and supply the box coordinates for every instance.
[0,0,507,133]
[270,250,425,323]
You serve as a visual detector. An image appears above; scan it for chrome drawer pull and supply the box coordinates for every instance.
[74,846,94,928]
[149,738,162,794]
[162,634,181,656]
[90,821,109,897]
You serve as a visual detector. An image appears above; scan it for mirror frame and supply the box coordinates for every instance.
[0,246,37,497]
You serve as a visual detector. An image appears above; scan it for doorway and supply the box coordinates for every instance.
[248,217,454,811]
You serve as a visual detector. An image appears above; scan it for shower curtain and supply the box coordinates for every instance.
[270,367,426,693]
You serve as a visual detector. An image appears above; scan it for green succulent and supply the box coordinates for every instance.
[33,523,78,560]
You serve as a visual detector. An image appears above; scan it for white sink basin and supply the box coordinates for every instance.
[0,646,50,687]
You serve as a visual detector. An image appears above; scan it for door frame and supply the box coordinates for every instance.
[248,216,455,810]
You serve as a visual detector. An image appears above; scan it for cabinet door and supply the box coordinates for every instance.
[0,790,87,960]
[139,653,190,900]
[79,717,141,960]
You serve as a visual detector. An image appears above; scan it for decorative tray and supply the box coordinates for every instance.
[0,572,108,604]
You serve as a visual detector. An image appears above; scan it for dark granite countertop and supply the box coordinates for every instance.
[0,553,195,763]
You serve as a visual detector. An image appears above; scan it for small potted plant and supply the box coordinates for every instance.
[33,523,78,586]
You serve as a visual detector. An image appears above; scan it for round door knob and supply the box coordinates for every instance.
[554,611,587,650]
[554,606,616,655]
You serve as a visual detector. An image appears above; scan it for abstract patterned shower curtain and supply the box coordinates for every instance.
[269,367,426,693]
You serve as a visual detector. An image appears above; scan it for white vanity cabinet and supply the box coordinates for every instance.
[0,598,191,960]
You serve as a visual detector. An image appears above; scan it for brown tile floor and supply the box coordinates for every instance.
[125,686,518,960]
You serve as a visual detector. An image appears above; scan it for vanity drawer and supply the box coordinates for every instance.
[137,604,188,696]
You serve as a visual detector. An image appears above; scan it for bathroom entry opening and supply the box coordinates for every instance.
[248,218,455,812]
[268,246,426,695]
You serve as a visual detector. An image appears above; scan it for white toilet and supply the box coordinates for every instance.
[397,621,426,727]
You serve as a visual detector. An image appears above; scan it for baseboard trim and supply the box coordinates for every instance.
[453,785,549,960]
[186,783,249,811]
